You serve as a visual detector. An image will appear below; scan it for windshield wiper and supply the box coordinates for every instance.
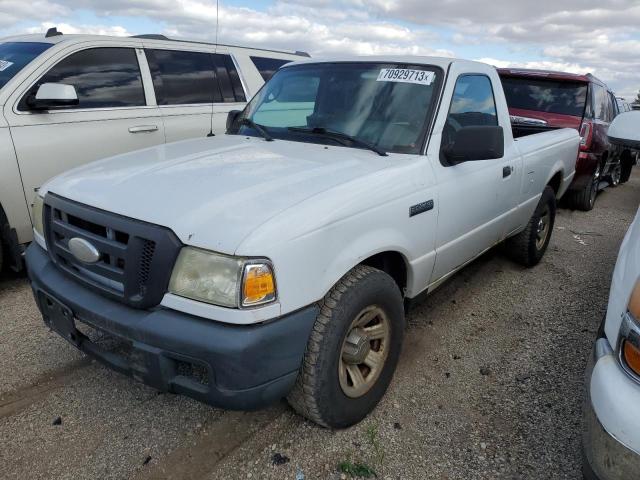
[288,126,388,156]
[241,118,274,142]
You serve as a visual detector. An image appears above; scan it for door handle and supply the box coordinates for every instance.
[503,166,513,178]
[128,125,159,133]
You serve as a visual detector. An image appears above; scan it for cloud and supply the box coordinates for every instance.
[0,0,638,99]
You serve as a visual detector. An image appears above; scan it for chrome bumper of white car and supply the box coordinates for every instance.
[583,335,640,480]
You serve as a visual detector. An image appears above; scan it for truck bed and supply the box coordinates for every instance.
[512,124,562,139]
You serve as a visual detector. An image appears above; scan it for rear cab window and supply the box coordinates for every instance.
[250,56,291,81]
[0,42,52,90]
[501,76,588,118]
[18,47,146,110]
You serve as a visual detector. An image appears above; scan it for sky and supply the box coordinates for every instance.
[1,0,639,101]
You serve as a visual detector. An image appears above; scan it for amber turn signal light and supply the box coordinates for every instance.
[242,263,276,307]
[623,340,640,377]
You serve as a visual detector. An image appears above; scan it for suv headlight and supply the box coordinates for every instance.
[168,247,276,308]
[32,194,44,238]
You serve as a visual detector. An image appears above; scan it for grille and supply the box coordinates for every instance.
[44,194,182,309]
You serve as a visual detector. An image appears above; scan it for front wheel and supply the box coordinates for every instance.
[287,265,405,428]
[505,186,556,267]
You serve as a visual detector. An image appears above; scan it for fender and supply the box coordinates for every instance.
[0,122,32,270]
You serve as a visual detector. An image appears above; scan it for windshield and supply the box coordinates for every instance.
[501,76,588,118]
[236,62,442,154]
[0,42,52,90]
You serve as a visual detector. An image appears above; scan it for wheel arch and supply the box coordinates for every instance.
[547,170,563,197]
[359,250,409,295]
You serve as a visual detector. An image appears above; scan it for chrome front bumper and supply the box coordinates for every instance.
[583,336,640,479]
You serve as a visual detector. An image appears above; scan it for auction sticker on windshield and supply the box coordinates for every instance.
[377,68,435,85]
[0,60,14,71]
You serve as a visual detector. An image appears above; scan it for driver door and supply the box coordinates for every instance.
[428,72,513,283]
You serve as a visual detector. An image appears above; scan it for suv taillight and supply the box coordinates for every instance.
[579,121,593,152]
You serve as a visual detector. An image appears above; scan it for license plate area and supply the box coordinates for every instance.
[37,291,80,348]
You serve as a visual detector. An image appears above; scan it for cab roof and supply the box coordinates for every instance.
[283,55,486,71]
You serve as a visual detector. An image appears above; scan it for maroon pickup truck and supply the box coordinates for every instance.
[498,69,626,211]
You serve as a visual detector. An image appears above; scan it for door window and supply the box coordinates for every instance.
[250,56,290,81]
[441,74,498,156]
[146,49,221,105]
[19,47,145,110]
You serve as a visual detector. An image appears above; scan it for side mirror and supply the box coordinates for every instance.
[444,125,504,163]
[27,83,79,110]
[608,111,640,150]
[226,109,242,133]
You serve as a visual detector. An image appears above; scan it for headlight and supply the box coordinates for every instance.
[32,194,44,238]
[168,247,276,308]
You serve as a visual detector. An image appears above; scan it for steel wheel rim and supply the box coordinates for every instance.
[338,305,390,398]
[536,208,550,250]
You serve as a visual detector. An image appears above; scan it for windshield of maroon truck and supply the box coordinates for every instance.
[501,76,588,118]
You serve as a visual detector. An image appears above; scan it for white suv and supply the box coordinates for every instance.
[0,28,308,272]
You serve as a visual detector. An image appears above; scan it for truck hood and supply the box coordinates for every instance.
[42,135,397,254]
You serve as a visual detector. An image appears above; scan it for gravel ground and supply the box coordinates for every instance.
[1,172,639,480]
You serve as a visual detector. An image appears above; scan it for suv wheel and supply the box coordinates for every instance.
[505,186,556,267]
[287,265,405,428]
[620,152,634,184]
[571,164,601,211]
[609,162,622,187]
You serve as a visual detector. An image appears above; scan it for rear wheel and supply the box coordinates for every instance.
[287,265,405,428]
[620,152,634,184]
[505,186,556,267]
[570,163,600,211]
[609,162,622,187]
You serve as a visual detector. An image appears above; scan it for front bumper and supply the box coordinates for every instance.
[26,244,318,410]
[583,324,640,479]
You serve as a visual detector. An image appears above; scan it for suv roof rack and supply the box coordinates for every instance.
[129,33,310,57]
[131,34,169,40]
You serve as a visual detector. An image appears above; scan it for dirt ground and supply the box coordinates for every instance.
[1,172,639,480]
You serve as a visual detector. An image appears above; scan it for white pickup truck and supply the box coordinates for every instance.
[26,56,579,428]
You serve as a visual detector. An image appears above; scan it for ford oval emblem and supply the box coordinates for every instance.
[68,237,101,264]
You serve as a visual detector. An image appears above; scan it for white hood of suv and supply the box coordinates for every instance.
[42,135,398,254]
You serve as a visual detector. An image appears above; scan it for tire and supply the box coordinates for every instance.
[505,186,556,267]
[569,163,600,211]
[0,240,3,273]
[609,162,622,188]
[620,153,633,184]
[287,265,405,428]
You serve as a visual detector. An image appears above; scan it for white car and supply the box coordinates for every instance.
[583,110,640,479]
[0,28,308,272]
[27,56,579,428]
